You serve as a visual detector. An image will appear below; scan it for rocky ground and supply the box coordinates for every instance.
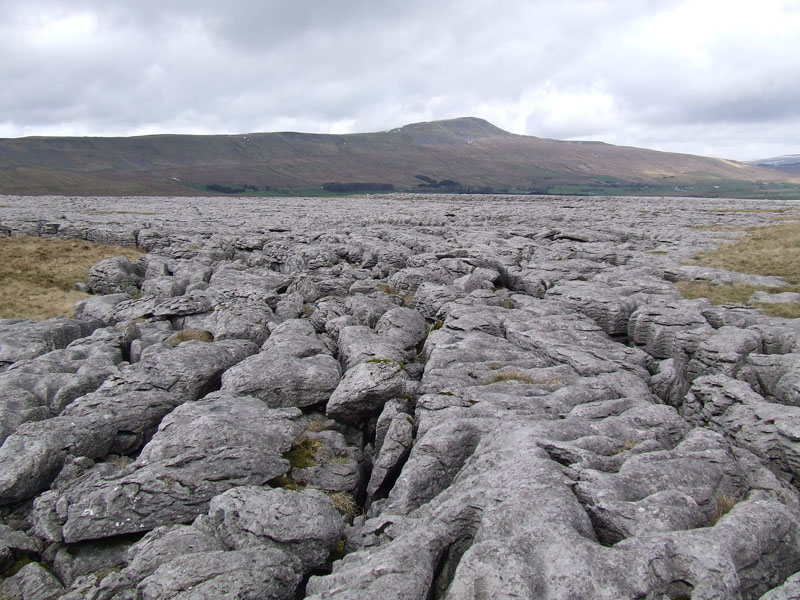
[0,193,800,599]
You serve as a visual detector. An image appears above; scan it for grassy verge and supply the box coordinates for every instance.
[677,218,800,318]
[0,236,145,320]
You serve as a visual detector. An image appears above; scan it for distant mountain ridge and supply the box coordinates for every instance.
[747,155,800,177]
[749,154,800,167]
[1,117,798,197]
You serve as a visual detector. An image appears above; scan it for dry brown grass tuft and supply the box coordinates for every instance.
[304,414,330,433]
[165,329,215,346]
[612,440,639,455]
[709,494,739,526]
[105,454,135,469]
[481,370,563,386]
[327,491,360,519]
[0,235,145,320]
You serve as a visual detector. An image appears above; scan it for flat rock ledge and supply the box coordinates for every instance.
[1,193,800,599]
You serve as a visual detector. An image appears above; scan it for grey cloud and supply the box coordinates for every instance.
[1,0,799,160]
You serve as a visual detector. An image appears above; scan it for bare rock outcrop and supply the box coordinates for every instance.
[2,194,800,598]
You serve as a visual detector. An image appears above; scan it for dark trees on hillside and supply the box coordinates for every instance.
[322,182,394,193]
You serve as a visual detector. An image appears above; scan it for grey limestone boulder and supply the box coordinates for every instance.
[88,256,144,295]
[0,524,41,574]
[52,536,131,587]
[31,393,304,543]
[73,293,131,325]
[738,353,800,407]
[683,374,800,486]
[308,296,349,333]
[0,415,116,504]
[367,410,414,498]
[326,359,413,424]
[290,429,363,493]
[336,325,408,370]
[374,306,427,352]
[345,293,398,327]
[140,275,188,298]
[0,317,99,367]
[137,548,301,600]
[123,524,226,582]
[548,280,640,336]
[221,319,340,408]
[685,325,762,382]
[203,486,344,572]
[152,290,213,318]
[575,427,750,544]
[0,327,125,440]
[628,300,712,360]
[274,292,304,321]
[180,300,274,345]
[412,283,464,319]
[761,573,800,600]
[750,290,800,304]
[0,562,64,600]
[63,338,258,454]
[665,264,789,288]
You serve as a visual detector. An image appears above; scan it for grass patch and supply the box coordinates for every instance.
[675,281,770,305]
[481,370,562,386]
[376,283,396,295]
[690,220,800,282]
[677,219,800,318]
[267,474,306,491]
[328,538,347,562]
[692,225,748,232]
[165,329,215,346]
[752,302,800,319]
[283,437,321,469]
[0,235,145,320]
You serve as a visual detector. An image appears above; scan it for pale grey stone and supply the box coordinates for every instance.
[204,486,344,571]
[88,256,144,295]
[0,562,64,600]
[326,360,412,423]
[137,548,301,600]
[32,394,304,543]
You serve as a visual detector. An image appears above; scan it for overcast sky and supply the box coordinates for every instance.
[1,0,798,161]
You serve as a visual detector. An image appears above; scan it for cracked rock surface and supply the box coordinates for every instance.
[1,193,800,598]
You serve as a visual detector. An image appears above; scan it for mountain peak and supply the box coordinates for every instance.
[389,117,511,145]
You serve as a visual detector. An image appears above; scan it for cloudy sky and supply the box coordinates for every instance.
[1,0,798,160]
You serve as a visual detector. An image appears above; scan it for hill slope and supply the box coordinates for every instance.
[1,117,798,197]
